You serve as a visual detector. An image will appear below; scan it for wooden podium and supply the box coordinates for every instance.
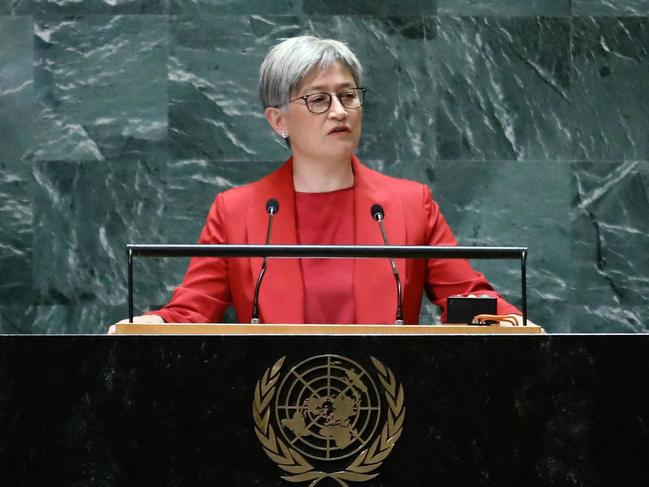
[108,323,544,335]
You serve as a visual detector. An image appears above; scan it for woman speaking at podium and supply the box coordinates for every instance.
[126,36,523,326]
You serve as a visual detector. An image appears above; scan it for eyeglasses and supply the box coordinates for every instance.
[289,88,366,114]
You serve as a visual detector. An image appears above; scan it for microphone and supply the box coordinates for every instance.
[371,204,404,325]
[251,198,279,324]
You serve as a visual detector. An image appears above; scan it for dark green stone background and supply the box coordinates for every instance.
[1,1,648,333]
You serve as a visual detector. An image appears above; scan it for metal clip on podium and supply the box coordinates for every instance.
[126,244,528,326]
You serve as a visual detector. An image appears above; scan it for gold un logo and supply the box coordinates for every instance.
[253,355,405,486]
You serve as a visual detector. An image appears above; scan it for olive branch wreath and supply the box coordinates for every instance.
[252,356,405,487]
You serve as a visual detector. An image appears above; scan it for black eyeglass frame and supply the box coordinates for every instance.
[287,87,367,114]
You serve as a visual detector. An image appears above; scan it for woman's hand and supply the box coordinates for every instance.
[500,314,533,326]
[116,314,165,324]
[108,314,165,334]
[474,314,538,327]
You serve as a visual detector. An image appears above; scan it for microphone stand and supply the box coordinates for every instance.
[251,200,278,324]
[372,205,404,325]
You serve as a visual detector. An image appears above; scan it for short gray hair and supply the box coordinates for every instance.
[258,35,363,109]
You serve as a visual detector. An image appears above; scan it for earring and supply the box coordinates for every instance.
[282,131,288,140]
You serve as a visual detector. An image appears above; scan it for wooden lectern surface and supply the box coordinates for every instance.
[108,323,544,335]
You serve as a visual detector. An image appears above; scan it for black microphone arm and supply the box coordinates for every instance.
[127,244,528,326]
[371,204,404,325]
[251,198,279,324]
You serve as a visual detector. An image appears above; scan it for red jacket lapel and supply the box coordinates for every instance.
[246,159,305,324]
[352,157,408,324]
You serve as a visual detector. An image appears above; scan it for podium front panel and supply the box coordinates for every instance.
[0,334,647,486]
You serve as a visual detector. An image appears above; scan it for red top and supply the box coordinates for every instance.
[295,188,355,324]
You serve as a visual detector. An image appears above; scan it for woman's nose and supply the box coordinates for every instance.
[328,95,348,118]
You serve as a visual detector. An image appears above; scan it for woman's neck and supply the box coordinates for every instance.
[292,155,354,193]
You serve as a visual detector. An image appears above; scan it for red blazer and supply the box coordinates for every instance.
[151,157,519,324]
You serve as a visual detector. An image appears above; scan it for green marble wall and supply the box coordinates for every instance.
[1,0,648,333]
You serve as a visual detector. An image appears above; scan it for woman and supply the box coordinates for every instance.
[128,35,523,325]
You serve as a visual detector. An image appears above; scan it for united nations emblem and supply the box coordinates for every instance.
[252,355,405,486]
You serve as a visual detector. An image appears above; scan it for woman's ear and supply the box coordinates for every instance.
[264,107,287,137]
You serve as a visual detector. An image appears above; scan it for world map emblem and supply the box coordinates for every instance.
[253,355,405,486]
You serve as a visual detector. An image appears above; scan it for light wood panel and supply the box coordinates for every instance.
[108,323,544,335]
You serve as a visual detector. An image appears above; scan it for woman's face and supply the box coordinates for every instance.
[270,62,363,163]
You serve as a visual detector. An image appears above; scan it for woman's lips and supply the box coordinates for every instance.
[328,127,351,135]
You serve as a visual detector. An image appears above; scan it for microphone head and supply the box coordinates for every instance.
[371,203,384,221]
[266,198,279,215]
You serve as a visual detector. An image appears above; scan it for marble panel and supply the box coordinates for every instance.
[438,0,570,16]
[571,161,649,332]
[33,16,168,162]
[0,0,31,14]
[32,0,168,15]
[304,0,436,15]
[570,17,649,161]
[573,0,649,16]
[1,17,36,328]
[0,306,34,333]
[32,160,169,333]
[303,16,437,170]
[170,0,301,15]
[418,301,441,325]
[169,15,301,163]
[436,16,572,161]
[0,16,34,162]
[427,161,575,330]
[31,303,128,333]
[0,160,33,307]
